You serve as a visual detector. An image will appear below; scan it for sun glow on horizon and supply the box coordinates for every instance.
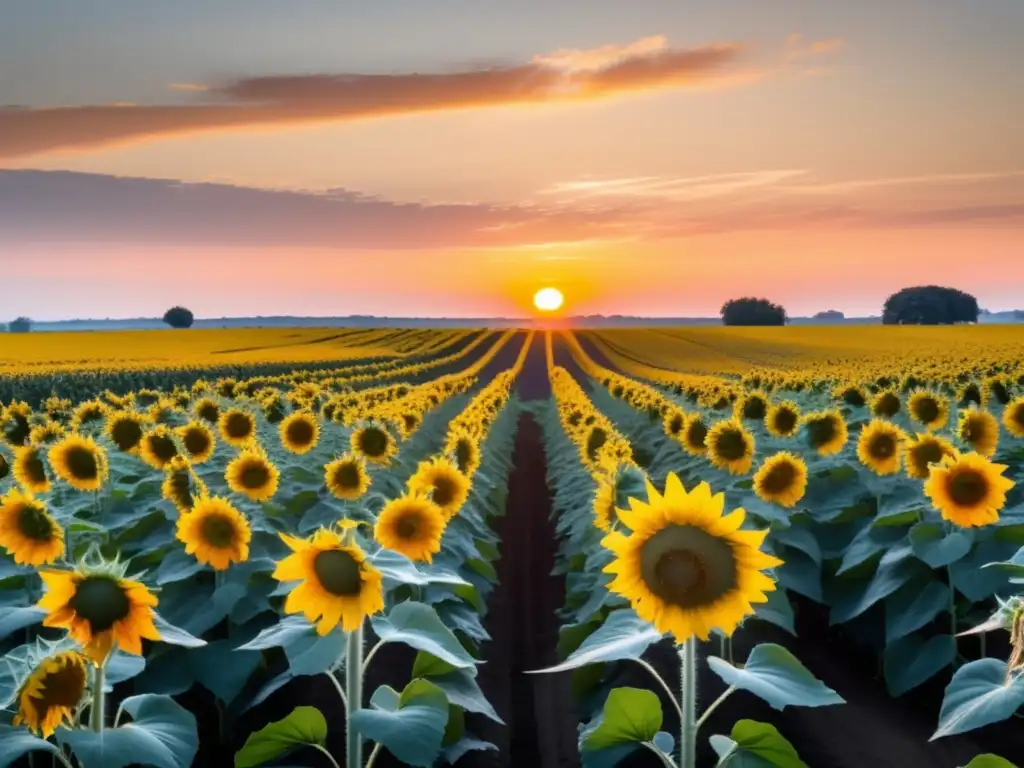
[533,287,565,312]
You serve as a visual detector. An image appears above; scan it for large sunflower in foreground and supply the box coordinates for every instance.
[802,410,848,456]
[957,408,1000,458]
[324,454,372,501]
[12,650,88,737]
[0,487,64,565]
[48,434,108,492]
[37,566,161,664]
[105,411,147,453]
[765,402,800,438]
[602,472,782,642]
[374,495,446,563]
[905,433,959,480]
[351,424,397,466]
[272,529,385,634]
[408,457,471,519]
[753,452,808,508]
[225,447,280,502]
[857,420,907,476]
[924,452,1014,528]
[177,421,216,464]
[138,425,180,470]
[705,420,755,475]
[219,408,257,448]
[13,445,51,494]
[279,411,321,455]
[908,391,949,430]
[176,495,251,570]
[1003,397,1024,438]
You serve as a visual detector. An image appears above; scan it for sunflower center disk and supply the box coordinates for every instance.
[334,463,362,489]
[359,429,390,457]
[184,430,210,456]
[396,514,421,540]
[586,428,607,460]
[686,422,708,447]
[915,400,940,423]
[716,430,748,461]
[870,435,897,459]
[69,577,131,632]
[240,462,270,489]
[911,442,942,472]
[34,658,88,713]
[947,470,989,506]
[432,478,455,507]
[226,415,253,439]
[773,411,797,434]
[64,446,99,480]
[806,419,836,447]
[201,513,235,547]
[762,463,797,495]
[112,421,143,450]
[287,421,315,446]
[151,436,178,462]
[314,549,363,596]
[641,524,737,608]
[25,453,47,483]
[17,504,55,541]
[454,441,474,473]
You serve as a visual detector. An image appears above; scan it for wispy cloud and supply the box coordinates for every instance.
[539,170,807,201]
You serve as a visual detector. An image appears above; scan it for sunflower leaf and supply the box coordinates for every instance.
[707,644,844,710]
[582,687,662,751]
[932,659,1024,739]
[234,706,327,768]
[959,755,1018,768]
[910,523,974,568]
[371,602,477,669]
[0,726,60,768]
[351,681,449,768]
[528,608,662,673]
[710,720,809,768]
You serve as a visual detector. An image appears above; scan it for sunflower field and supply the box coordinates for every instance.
[1,324,1024,768]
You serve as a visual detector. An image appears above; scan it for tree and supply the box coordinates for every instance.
[163,306,195,329]
[814,310,845,321]
[720,297,787,326]
[881,286,979,325]
[8,317,32,333]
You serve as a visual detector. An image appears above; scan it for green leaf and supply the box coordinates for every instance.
[960,755,1019,768]
[932,659,1024,739]
[883,633,956,697]
[411,650,458,678]
[712,720,809,768]
[371,602,477,669]
[351,681,449,768]
[830,558,926,624]
[885,580,950,643]
[910,523,973,568]
[431,669,504,723]
[0,606,45,641]
[238,616,344,676]
[372,550,470,587]
[59,694,198,768]
[152,613,207,648]
[529,608,662,673]
[582,687,662,751]
[0,726,59,768]
[191,639,262,704]
[234,706,327,768]
[707,644,844,711]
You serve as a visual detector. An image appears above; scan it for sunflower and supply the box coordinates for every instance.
[0,452,9,481]
[857,420,907,475]
[272,529,385,634]
[280,412,320,455]
[0,487,64,565]
[765,402,800,438]
[374,495,447,563]
[908,391,949,430]
[735,392,769,421]
[48,434,108,492]
[13,445,50,493]
[663,409,686,439]
[871,390,902,419]
[324,454,372,501]
[29,421,66,446]
[924,452,1014,528]
[105,411,147,453]
[351,424,397,466]
[70,400,109,432]
[753,452,808,508]
[958,408,1000,458]
[225,447,280,502]
[447,433,481,476]
[905,433,959,480]
[680,415,709,455]
[705,420,755,475]
[12,651,88,738]
[177,421,216,463]
[162,456,195,514]
[194,398,220,425]
[802,410,848,456]
[176,495,251,570]
[37,567,161,664]
[593,479,619,532]
[1004,397,1024,439]
[138,425,180,470]
[219,408,256,448]
[602,472,782,642]
[408,457,471,519]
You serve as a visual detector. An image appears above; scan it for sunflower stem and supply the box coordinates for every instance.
[311,743,343,768]
[633,659,683,721]
[89,663,106,732]
[345,623,365,768]
[678,640,697,768]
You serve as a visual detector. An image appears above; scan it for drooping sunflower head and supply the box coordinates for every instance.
[408,457,471,520]
[753,452,808,508]
[13,445,51,494]
[802,410,848,456]
[871,390,902,419]
[1003,397,1024,439]
[48,434,109,492]
[176,421,216,464]
[194,398,220,425]
[105,411,148,453]
[29,421,66,446]
[957,407,1000,458]
[12,650,89,738]
[219,408,257,448]
[0,487,64,565]
[176,494,251,570]
[225,446,280,503]
[680,415,709,455]
[602,472,782,642]
[446,433,481,476]
[857,419,907,476]
[272,529,385,635]
[70,400,109,432]
[37,564,161,664]
[908,390,949,430]
[705,420,755,475]
[374,494,447,563]
[351,424,397,466]
[138,425,180,470]
[924,452,1015,528]
[280,411,321,455]
[324,453,372,501]
[905,433,959,480]
[161,456,196,514]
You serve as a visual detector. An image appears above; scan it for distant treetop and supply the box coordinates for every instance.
[8,317,32,333]
[163,306,195,329]
[720,297,787,326]
[881,286,978,325]
[813,309,845,320]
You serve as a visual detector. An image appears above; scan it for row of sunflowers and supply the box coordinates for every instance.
[542,329,1024,766]
[0,329,532,768]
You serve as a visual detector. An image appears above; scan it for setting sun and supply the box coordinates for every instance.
[533,287,564,312]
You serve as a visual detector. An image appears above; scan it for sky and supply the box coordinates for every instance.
[1,0,1022,320]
